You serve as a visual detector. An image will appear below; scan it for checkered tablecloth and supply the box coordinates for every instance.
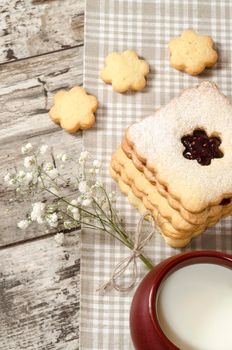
[81,1,232,348]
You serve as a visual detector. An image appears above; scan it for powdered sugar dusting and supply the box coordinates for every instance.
[128,82,232,211]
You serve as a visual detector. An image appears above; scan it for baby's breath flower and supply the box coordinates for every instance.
[24,156,36,169]
[16,170,26,183]
[79,151,89,164]
[93,159,101,168]
[67,203,80,220]
[4,173,11,182]
[32,173,39,186]
[8,177,17,186]
[17,170,25,178]
[54,232,64,245]
[78,180,88,194]
[46,213,58,228]
[61,154,68,162]
[67,199,78,212]
[17,219,30,230]
[44,162,53,171]
[25,172,33,185]
[77,195,84,203]
[72,208,80,220]
[37,216,44,224]
[46,204,57,213]
[79,151,89,160]
[82,198,92,207]
[71,199,78,206]
[67,205,72,212]
[21,143,33,155]
[64,220,72,229]
[39,144,49,155]
[56,153,61,160]
[47,168,58,180]
[92,160,101,174]
[31,202,45,223]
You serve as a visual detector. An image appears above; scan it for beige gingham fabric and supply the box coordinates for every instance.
[81,1,232,349]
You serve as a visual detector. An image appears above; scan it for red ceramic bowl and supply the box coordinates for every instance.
[130,250,232,350]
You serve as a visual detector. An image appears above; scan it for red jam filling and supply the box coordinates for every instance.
[181,129,223,166]
[220,198,231,206]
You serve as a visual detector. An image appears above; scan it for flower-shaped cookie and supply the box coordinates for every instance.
[49,86,98,133]
[168,30,218,75]
[100,50,149,93]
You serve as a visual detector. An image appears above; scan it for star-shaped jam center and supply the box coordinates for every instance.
[181,129,224,166]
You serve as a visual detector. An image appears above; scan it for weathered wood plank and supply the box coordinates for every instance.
[0,46,83,141]
[0,232,80,350]
[0,0,84,64]
[0,47,84,247]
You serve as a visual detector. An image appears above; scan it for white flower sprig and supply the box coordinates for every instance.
[4,143,154,289]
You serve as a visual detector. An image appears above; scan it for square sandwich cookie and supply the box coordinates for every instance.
[125,81,232,213]
[111,81,232,247]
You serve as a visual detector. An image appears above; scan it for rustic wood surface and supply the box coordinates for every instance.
[0,47,83,247]
[0,0,84,64]
[0,232,80,350]
[0,0,84,348]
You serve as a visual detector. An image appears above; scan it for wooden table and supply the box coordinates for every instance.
[0,1,84,348]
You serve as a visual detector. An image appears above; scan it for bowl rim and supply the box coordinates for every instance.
[148,250,232,350]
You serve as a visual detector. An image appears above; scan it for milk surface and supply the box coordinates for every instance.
[157,263,232,350]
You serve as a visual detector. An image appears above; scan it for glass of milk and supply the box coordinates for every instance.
[130,250,232,350]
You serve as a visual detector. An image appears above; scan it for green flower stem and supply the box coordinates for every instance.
[138,254,154,270]
[40,180,99,221]
[113,226,154,270]
[60,209,128,247]
[38,169,154,272]
[64,208,155,271]
[41,167,67,185]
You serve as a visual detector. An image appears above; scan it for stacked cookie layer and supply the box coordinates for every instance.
[110,82,232,247]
